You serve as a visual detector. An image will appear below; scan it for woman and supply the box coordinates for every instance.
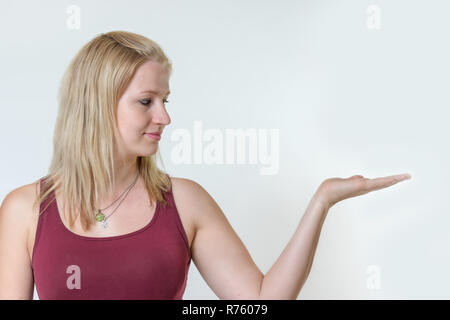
[0,30,411,300]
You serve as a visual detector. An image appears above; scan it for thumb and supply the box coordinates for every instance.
[349,175,364,179]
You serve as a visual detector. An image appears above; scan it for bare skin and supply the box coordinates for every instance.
[317,173,412,211]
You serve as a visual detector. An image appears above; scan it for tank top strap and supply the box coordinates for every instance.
[160,176,191,257]
[31,177,57,269]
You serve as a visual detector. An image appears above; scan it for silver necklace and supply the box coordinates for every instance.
[94,171,139,228]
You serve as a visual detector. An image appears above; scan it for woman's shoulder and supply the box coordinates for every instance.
[168,176,208,199]
[168,176,217,227]
[0,181,40,217]
[168,176,199,204]
[0,181,40,258]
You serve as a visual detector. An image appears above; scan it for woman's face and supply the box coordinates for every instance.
[115,60,171,161]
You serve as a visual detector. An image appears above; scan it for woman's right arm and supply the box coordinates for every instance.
[0,186,35,299]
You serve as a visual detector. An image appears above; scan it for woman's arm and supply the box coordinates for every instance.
[259,190,329,299]
[0,186,35,300]
[259,173,411,299]
[171,174,410,300]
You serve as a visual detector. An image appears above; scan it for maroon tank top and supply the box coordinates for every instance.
[31,177,191,300]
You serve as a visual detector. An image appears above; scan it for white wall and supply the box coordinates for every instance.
[1,0,448,299]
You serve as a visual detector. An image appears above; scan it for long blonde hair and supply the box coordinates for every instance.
[32,30,173,231]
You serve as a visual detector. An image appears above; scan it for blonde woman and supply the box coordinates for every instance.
[0,31,411,300]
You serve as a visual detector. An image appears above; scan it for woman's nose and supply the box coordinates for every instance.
[151,101,171,125]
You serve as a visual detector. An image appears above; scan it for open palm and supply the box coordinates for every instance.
[317,173,412,210]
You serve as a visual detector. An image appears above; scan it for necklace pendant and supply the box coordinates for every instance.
[101,220,109,229]
[95,210,105,222]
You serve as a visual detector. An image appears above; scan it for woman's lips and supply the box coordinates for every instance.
[144,133,161,140]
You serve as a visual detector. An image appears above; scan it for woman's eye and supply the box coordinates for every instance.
[140,99,151,106]
[139,99,169,106]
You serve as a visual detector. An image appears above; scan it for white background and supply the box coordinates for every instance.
[0,0,448,299]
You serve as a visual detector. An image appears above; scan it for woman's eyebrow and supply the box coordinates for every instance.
[139,89,170,96]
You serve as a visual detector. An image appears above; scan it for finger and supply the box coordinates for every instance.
[366,173,412,191]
